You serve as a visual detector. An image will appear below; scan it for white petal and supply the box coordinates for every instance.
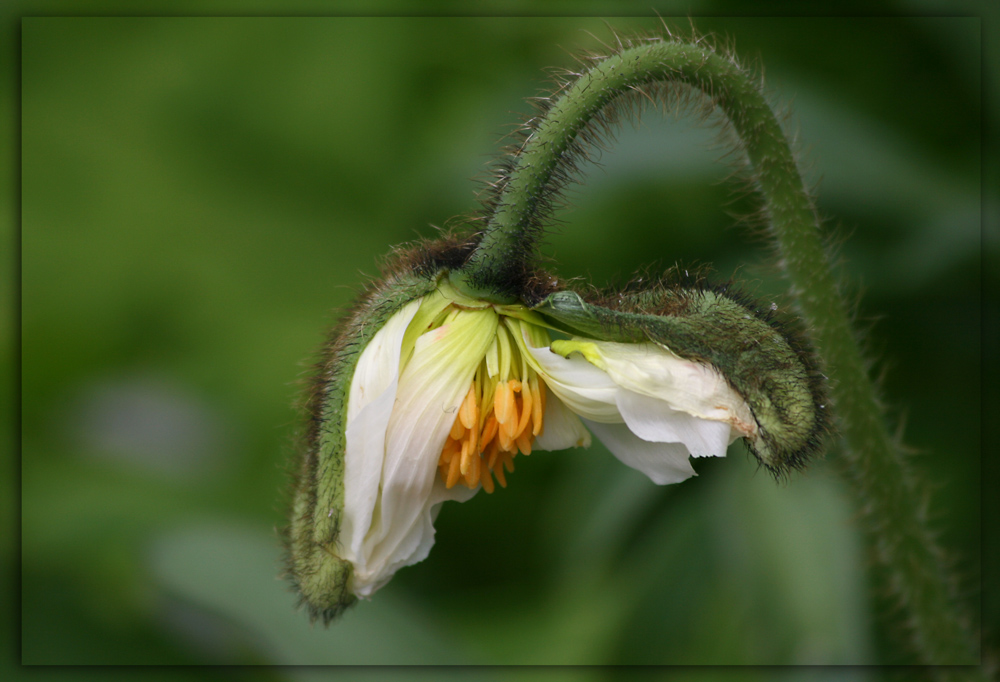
[350,308,498,596]
[346,298,424,422]
[342,298,422,564]
[530,333,747,484]
[590,341,756,435]
[534,392,592,452]
[615,390,732,457]
[583,419,698,485]
[372,476,478,594]
[524,342,622,422]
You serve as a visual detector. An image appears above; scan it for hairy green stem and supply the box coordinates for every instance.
[464,40,981,670]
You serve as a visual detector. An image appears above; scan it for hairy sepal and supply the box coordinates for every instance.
[534,281,828,477]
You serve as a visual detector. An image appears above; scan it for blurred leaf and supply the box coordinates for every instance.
[148,522,477,665]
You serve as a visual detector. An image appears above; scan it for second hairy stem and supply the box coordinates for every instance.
[459,38,980,670]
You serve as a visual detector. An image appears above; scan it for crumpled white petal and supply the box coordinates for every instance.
[524,332,754,485]
[342,302,496,597]
[583,419,697,485]
[615,390,732,457]
[581,340,757,436]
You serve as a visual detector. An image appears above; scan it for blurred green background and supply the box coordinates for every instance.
[17,13,986,676]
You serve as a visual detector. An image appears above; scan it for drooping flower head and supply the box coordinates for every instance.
[285,236,826,622]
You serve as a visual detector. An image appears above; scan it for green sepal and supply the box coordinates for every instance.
[534,288,828,476]
[287,265,441,624]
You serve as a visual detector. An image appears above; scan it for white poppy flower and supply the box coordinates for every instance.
[336,280,756,598]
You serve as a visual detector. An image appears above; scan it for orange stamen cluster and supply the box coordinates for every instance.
[438,367,546,493]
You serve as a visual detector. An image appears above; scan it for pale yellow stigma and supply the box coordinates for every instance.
[438,322,547,494]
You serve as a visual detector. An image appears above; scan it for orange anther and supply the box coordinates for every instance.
[494,461,507,488]
[516,431,532,456]
[516,384,533,437]
[460,387,478,430]
[498,424,514,452]
[485,439,500,470]
[463,451,480,488]
[481,414,499,448]
[495,381,517,425]
[459,438,471,475]
[446,453,461,489]
[481,470,495,494]
[532,381,545,436]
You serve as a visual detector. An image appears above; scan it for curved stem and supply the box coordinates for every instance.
[463,39,981,669]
